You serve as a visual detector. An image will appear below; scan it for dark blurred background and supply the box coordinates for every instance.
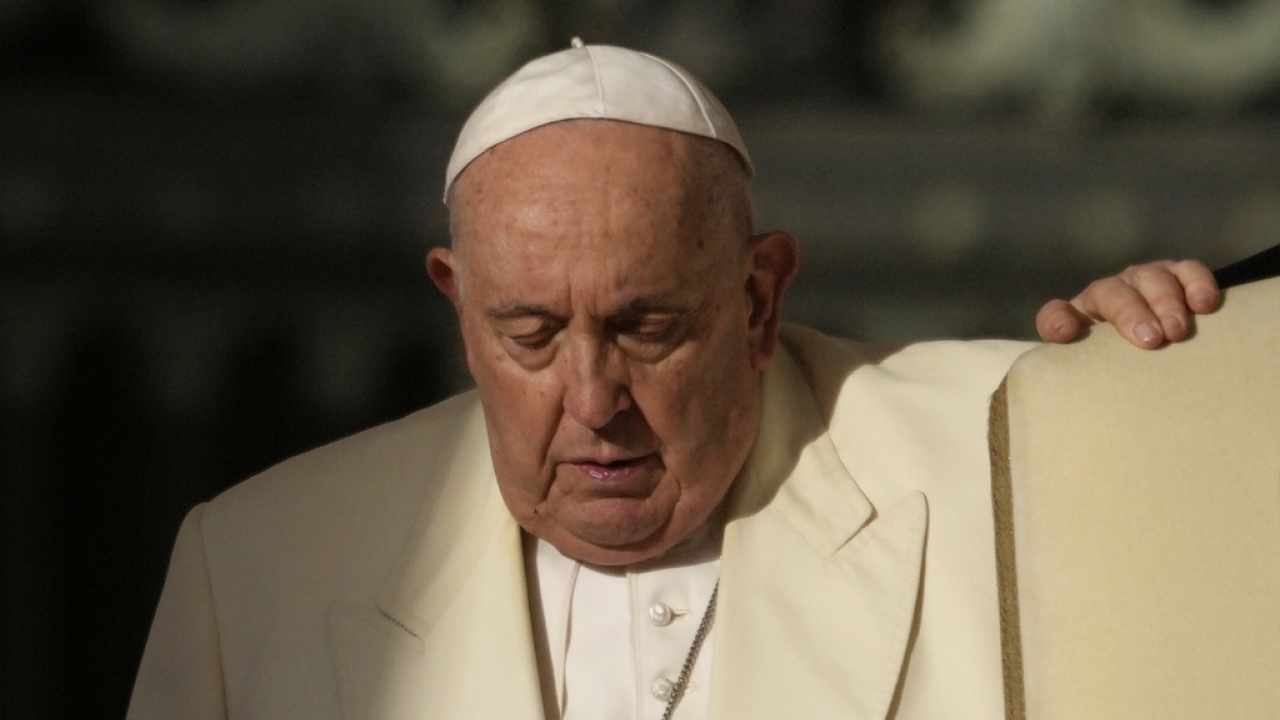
[2,0,1278,716]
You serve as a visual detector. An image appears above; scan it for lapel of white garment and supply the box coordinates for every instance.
[710,347,929,720]
[326,400,545,720]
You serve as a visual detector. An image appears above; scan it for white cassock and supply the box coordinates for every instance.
[127,324,1033,720]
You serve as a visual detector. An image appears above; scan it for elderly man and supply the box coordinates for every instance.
[128,42,1219,720]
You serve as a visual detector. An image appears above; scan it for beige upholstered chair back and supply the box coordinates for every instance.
[990,277,1280,720]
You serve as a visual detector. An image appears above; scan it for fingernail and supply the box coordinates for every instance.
[1135,322,1160,345]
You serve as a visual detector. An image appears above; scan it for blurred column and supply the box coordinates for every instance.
[0,297,73,719]
[46,314,166,718]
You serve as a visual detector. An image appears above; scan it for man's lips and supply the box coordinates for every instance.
[565,454,658,488]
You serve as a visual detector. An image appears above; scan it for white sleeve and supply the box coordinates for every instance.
[127,504,228,720]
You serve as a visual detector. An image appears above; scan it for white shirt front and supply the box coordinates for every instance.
[526,528,721,720]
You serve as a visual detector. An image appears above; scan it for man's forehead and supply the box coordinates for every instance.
[461,201,711,278]
[484,292,705,321]
[455,157,722,311]
[467,244,715,322]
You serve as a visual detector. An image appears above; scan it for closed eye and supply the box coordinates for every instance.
[611,314,680,341]
[624,323,677,343]
[491,312,565,355]
[609,314,690,362]
[509,328,558,350]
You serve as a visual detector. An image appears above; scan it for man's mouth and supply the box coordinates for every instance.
[568,454,656,486]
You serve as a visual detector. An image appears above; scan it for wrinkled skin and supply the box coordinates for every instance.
[428,120,797,565]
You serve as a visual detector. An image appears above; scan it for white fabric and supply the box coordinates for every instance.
[127,326,1035,720]
[443,41,752,200]
[531,533,720,720]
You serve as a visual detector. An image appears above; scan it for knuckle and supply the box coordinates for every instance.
[1084,277,1114,295]
[1178,258,1213,281]
[1151,296,1187,315]
[1131,265,1168,285]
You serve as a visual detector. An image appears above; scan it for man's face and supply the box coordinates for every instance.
[429,120,793,565]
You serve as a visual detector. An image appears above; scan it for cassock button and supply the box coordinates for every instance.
[648,602,674,626]
[651,677,675,700]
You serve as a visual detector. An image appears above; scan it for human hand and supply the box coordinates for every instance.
[1036,260,1220,349]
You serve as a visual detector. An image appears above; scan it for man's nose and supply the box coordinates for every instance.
[561,336,632,429]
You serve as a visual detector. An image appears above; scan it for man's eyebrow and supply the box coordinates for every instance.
[612,296,699,315]
[486,304,557,320]
[485,296,701,321]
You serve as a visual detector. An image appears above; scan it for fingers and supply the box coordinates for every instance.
[1127,263,1193,342]
[1167,259,1220,314]
[1071,276,1165,348]
[1066,259,1222,349]
[1035,298,1092,343]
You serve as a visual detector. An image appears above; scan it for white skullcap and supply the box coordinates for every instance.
[443,38,753,202]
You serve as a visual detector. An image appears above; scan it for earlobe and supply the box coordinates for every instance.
[745,231,800,370]
[426,248,461,305]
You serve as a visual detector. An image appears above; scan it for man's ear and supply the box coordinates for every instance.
[426,247,461,306]
[427,246,484,381]
[745,230,799,370]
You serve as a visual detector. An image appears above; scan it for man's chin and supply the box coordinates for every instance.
[554,540,675,566]
[542,515,679,566]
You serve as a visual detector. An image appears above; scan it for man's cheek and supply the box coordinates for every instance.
[490,372,564,450]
